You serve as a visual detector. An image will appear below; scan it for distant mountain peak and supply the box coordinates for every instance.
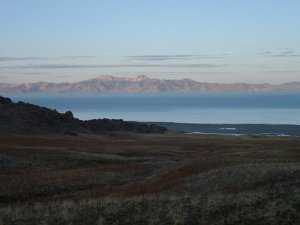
[94,75,150,82]
[133,75,150,81]
[94,75,117,81]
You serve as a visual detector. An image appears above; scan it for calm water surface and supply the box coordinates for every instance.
[12,93,300,125]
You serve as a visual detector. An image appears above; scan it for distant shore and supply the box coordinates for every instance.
[153,122,300,137]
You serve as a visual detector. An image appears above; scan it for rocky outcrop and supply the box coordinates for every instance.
[0,96,167,134]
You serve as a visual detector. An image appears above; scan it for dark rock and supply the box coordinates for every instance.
[64,110,74,120]
[0,95,167,134]
[0,96,12,104]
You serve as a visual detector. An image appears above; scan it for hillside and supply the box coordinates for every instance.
[1,75,300,94]
[0,96,166,134]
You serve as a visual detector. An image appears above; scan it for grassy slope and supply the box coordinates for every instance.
[1,133,300,224]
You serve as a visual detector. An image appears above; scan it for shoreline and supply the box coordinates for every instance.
[152,122,300,137]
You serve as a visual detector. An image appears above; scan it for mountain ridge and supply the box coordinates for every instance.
[1,75,300,94]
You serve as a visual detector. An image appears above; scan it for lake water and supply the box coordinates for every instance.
[12,93,300,125]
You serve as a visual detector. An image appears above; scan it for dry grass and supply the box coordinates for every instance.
[1,133,300,224]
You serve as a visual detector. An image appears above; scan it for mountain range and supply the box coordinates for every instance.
[1,75,300,94]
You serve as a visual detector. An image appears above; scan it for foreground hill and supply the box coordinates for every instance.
[1,75,300,94]
[0,96,166,134]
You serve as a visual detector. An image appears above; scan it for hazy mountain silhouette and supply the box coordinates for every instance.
[1,75,300,94]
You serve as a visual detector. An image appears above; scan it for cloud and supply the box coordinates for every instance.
[126,54,228,61]
[0,56,96,62]
[0,63,226,69]
[59,56,96,59]
[260,50,300,57]
[0,57,48,62]
[0,75,9,79]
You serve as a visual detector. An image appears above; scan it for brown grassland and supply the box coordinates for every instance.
[1,133,300,224]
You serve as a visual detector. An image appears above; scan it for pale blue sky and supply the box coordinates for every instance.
[1,0,300,83]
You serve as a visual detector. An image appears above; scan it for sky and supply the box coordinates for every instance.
[1,0,300,84]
